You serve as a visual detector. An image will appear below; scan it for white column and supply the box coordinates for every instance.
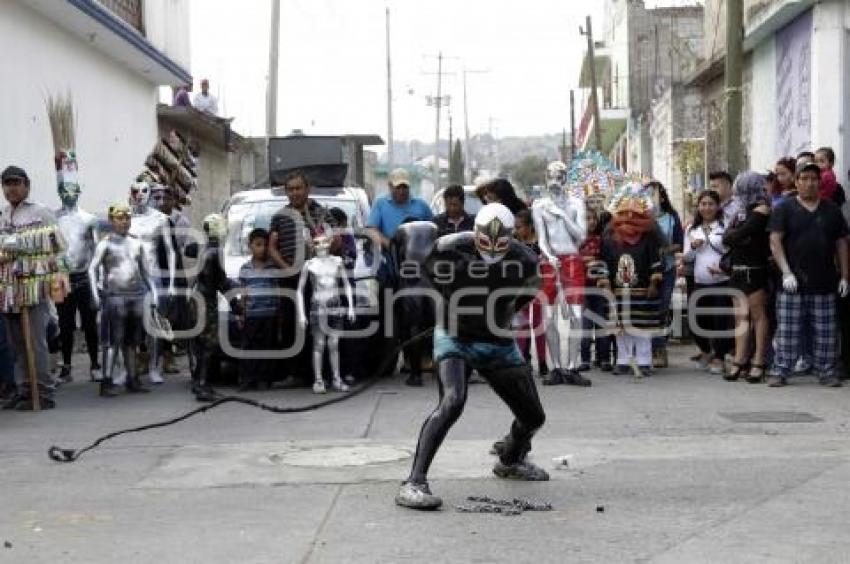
[749,39,777,171]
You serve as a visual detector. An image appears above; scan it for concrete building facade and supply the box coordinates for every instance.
[649,85,704,218]
[689,0,850,220]
[576,0,703,179]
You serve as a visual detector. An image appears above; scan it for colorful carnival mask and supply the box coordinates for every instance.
[566,150,624,207]
[474,203,514,264]
[607,182,655,246]
[313,235,332,257]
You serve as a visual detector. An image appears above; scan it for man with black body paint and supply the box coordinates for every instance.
[395,203,548,511]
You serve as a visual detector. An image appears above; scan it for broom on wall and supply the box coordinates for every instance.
[46,92,79,191]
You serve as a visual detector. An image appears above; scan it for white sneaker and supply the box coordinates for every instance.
[90,367,103,382]
[113,367,127,387]
[331,378,349,392]
[312,380,327,394]
[149,369,164,384]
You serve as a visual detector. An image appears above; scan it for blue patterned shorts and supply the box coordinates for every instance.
[433,326,525,371]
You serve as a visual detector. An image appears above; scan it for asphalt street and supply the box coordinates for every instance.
[3,345,850,563]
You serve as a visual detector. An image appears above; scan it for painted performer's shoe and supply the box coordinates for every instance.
[149,369,164,384]
[395,481,443,510]
[493,459,550,481]
[312,380,327,394]
[330,378,349,392]
[90,367,103,382]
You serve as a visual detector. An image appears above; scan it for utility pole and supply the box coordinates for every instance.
[462,67,490,184]
[448,111,453,159]
[724,0,743,176]
[423,53,455,191]
[385,7,394,167]
[580,15,603,152]
[433,52,443,191]
[266,0,280,138]
[463,69,471,183]
[569,89,576,157]
[561,128,568,163]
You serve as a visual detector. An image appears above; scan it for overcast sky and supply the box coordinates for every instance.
[189,1,689,143]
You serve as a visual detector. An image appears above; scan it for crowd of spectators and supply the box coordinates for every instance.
[684,148,849,387]
[3,149,849,411]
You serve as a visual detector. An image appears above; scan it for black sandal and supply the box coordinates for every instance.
[746,364,766,383]
[724,362,748,381]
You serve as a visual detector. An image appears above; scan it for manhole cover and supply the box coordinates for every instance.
[719,411,822,423]
[268,445,412,468]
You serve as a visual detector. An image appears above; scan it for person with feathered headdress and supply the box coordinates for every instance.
[598,181,664,377]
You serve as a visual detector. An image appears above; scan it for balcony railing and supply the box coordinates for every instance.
[99,0,144,34]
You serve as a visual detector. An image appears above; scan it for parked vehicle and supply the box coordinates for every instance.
[221,185,370,279]
[206,185,385,384]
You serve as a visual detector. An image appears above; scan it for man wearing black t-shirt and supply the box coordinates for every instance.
[768,161,850,387]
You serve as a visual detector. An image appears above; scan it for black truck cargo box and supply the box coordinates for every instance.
[268,135,348,187]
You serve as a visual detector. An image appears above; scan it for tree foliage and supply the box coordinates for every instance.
[500,155,547,190]
[449,139,465,185]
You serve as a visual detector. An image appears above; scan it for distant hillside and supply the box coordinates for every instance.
[386,133,570,172]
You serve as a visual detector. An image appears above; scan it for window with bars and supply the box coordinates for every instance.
[100,0,144,34]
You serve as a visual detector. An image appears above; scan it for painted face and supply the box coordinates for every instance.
[58,184,81,207]
[108,204,132,235]
[129,182,151,207]
[546,161,567,186]
[149,189,166,211]
[203,213,227,241]
[313,235,331,256]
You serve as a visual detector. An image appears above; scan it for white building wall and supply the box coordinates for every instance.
[749,39,777,171]
[0,0,170,214]
[746,0,848,184]
[811,0,848,184]
[650,91,673,190]
[144,0,192,72]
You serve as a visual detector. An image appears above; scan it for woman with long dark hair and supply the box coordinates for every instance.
[722,172,771,382]
[478,178,528,215]
[648,181,683,368]
[683,190,732,375]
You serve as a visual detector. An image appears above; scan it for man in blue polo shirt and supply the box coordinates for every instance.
[368,168,433,248]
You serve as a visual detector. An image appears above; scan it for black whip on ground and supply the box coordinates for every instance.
[48,328,434,463]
